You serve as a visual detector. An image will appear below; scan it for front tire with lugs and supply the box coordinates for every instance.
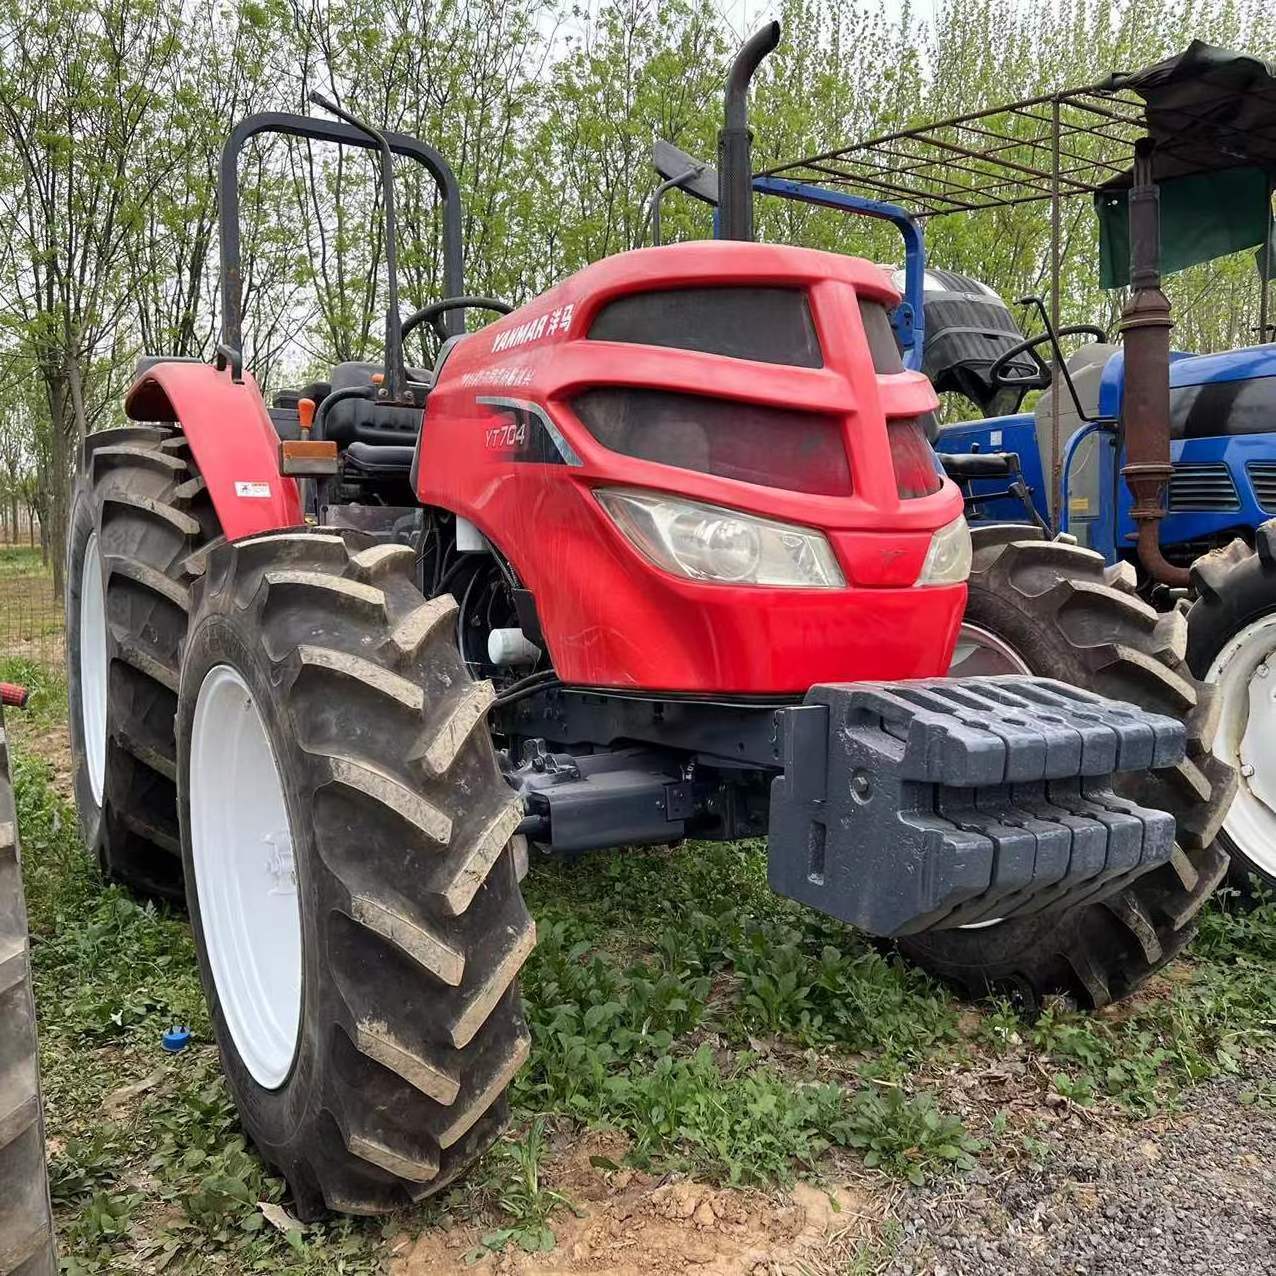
[177,530,532,1218]
[906,531,1235,1010]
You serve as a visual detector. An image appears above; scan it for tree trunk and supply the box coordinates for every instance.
[44,375,71,592]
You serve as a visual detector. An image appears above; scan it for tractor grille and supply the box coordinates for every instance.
[1248,461,1276,513]
[1167,462,1239,511]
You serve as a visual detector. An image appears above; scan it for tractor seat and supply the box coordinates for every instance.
[344,442,416,475]
[322,361,433,446]
[941,452,1018,480]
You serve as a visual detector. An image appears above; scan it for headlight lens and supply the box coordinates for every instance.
[916,515,972,586]
[596,488,845,588]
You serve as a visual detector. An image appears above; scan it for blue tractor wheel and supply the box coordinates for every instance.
[1188,526,1276,895]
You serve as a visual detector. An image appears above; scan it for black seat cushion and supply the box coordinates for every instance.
[323,361,432,446]
[344,442,416,475]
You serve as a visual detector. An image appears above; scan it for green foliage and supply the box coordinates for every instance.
[4,0,1275,585]
[838,1086,982,1185]
[1018,895,1276,1114]
[0,655,65,724]
[48,1128,127,1203]
[467,1118,579,1260]
[604,1048,851,1184]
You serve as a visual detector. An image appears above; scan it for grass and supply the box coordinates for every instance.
[9,665,1276,1270]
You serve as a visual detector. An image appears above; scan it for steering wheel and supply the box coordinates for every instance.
[988,325,1108,391]
[401,295,514,345]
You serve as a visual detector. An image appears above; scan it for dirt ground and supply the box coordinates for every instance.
[393,1132,882,1275]
[389,1080,1276,1276]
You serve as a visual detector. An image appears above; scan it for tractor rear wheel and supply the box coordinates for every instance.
[1186,527,1276,895]
[66,426,220,899]
[176,530,532,1218]
[903,530,1234,1011]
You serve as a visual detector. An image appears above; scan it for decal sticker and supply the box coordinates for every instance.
[989,430,1003,446]
[476,397,582,467]
[459,365,535,389]
[234,481,272,498]
[490,303,575,354]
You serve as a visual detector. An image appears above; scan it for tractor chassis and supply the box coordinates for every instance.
[499,675,1185,937]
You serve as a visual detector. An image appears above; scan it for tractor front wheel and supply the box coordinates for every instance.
[1186,527,1276,895]
[904,530,1235,1011]
[176,530,532,1218]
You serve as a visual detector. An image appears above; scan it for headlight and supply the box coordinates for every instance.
[916,515,972,586]
[595,488,845,588]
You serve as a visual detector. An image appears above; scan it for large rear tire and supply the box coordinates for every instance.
[0,709,57,1276]
[66,427,220,899]
[1186,527,1276,894]
[176,530,532,1218]
[903,531,1234,1010]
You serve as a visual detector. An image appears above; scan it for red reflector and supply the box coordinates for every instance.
[572,389,851,496]
[889,417,943,499]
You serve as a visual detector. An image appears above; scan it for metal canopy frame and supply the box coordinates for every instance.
[764,64,1276,515]
[763,70,1276,333]
[761,83,1151,219]
[762,66,1276,216]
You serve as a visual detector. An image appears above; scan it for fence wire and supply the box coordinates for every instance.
[0,543,65,675]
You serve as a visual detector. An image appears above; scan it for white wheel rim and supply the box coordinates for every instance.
[948,623,1034,678]
[947,623,1031,929]
[80,533,109,807]
[1206,614,1276,877]
[189,665,302,1089]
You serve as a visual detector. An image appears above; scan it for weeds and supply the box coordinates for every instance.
[467,1118,579,1259]
[839,1086,982,1185]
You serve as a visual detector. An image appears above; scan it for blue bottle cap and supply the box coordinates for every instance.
[162,1026,192,1052]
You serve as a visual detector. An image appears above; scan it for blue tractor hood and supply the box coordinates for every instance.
[1098,343,1276,430]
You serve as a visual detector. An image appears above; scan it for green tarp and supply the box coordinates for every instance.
[1096,165,1272,289]
[1094,40,1276,289]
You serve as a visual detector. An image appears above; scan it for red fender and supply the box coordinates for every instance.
[125,362,301,539]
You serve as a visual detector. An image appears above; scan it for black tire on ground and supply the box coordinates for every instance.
[0,709,57,1276]
[176,530,533,1219]
[899,530,1236,1011]
[66,426,221,899]
[1186,526,1276,894]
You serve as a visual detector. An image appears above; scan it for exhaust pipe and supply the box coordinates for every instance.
[718,21,781,242]
[1119,138,1189,588]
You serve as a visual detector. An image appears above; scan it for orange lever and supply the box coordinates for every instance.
[298,397,316,436]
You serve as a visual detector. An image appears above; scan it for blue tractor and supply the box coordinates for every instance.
[658,39,1276,924]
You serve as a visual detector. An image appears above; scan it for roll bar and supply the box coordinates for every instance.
[217,112,465,380]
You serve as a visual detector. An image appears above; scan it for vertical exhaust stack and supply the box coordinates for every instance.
[718,21,781,242]
[1119,137,1189,587]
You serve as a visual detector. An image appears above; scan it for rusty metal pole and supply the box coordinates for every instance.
[1119,137,1190,588]
[1261,177,1272,342]
[1050,97,1063,522]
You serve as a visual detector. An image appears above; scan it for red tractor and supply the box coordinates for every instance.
[65,28,1231,1218]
